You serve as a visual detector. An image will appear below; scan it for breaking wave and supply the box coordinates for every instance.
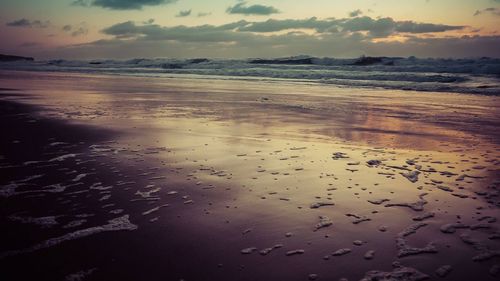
[1,55,499,95]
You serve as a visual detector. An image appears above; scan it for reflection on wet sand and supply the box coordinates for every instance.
[0,70,499,281]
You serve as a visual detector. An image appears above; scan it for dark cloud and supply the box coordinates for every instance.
[176,10,192,17]
[474,7,500,16]
[72,0,177,10]
[395,21,464,33]
[101,17,465,43]
[343,17,464,36]
[235,17,464,37]
[60,32,500,59]
[62,23,89,37]
[18,42,41,48]
[6,18,50,28]
[72,27,89,36]
[341,17,396,37]
[398,35,500,57]
[226,2,279,15]
[42,17,489,59]
[236,18,331,33]
[101,20,253,42]
[102,21,140,38]
[349,9,363,17]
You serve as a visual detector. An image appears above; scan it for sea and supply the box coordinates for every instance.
[1,55,499,95]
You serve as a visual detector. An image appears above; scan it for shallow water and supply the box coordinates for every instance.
[0,70,499,281]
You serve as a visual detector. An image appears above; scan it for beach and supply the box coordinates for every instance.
[0,70,499,281]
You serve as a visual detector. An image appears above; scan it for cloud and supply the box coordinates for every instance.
[63,25,72,32]
[72,0,177,10]
[341,17,397,37]
[398,35,500,57]
[72,27,89,37]
[395,21,464,33]
[349,9,363,17]
[474,7,500,16]
[59,31,500,60]
[38,16,491,59]
[342,17,464,37]
[62,23,89,36]
[176,9,192,17]
[101,20,253,42]
[236,18,331,33]
[197,12,212,17]
[236,17,465,37]
[100,17,465,42]
[18,42,41,48]
[226,2,279,15]
[6,18,50,28]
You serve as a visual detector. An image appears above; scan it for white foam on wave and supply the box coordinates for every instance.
[63,219,87,229]
[1,57,499,95]
[18,174,45,183]
[0,215,137,259]
[0,183,21,197]
[0,174,46,197]
[89,182,112,190]
[49,154,77,162]
[64,268,97,281]
[9,215,59,228]
[49,142,68,147]
[72,173,88,182]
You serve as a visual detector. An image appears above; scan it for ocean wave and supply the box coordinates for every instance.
[1,56,499,95]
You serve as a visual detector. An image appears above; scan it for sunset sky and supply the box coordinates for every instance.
[1,0,499,59]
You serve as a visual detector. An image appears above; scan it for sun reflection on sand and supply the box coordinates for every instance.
[0,70,499,280]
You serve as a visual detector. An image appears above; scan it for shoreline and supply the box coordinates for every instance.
[1,69,499,149]
[1,57,500,96]
[0,72,499,281]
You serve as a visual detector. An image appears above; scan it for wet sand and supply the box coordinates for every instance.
[0,70,499,281]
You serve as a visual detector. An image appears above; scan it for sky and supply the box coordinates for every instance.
[0,0,499,59]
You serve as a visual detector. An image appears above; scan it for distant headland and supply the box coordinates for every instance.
[0,54,34,62]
